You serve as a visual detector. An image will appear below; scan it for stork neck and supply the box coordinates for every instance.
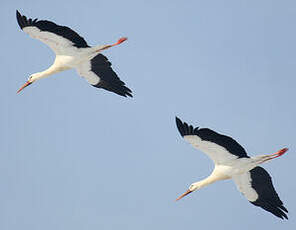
[31,65,63,82]
[196,174,223,189]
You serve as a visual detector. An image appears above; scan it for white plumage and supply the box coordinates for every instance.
[232,173,259,202]
[175,117,288,219]
[16,10,132,97]
[184,135,240,164]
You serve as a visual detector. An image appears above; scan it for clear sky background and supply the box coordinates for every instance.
[1,0,295,229]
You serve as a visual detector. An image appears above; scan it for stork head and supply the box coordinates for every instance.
[17,74,39,93]
[176,182,200,201]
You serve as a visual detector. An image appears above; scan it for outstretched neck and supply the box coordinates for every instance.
[197,176,218,189]
[176,170,230,201]
[194,170,230,190]
[31,65,67,82]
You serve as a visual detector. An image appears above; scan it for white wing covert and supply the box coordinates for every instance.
[233,166,288,219]
[175,117,249,165]
[76,53,132,97]
[16,10,90,55]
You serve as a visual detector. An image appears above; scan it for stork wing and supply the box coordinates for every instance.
[232,166,288,219]
[16,10,89,55]
[175,117,249,165]
[76,53,132,97]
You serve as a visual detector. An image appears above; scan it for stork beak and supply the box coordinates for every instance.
[176,189,192,201]
[17,81,32,93]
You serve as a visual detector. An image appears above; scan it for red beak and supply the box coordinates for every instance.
[17,81,32,93]
[176,189,192,201]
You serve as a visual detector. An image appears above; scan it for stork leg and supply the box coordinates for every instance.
[261,148,288,163]
[95,37,128,52]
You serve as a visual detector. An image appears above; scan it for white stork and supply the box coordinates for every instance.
[16,10,132,97]
[175,117,288,219]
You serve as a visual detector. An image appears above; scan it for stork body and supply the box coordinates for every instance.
[175,117,288,219]
[16,10,132,97]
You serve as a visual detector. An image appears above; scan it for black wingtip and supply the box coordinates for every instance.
[175,117,199,137]
[16,10,25,29]
[175,116,182,125]
[16,10,37,30]
[16,10,22,20]
[278,210,288,220]
[116,87,133,98]
[280,205,288,213]
[125,88,133,98]
[117,84,133,98]
[122,92,133,98]
[280,206,289,220]
[175,117,186,137]
[16,10,21,20]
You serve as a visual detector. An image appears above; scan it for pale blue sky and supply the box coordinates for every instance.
[1,0,295,229]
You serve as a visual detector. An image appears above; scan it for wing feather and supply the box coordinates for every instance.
[16,10,89,55]
[176,117,249,164]
[76,54,132,97]
[233,167,288,219]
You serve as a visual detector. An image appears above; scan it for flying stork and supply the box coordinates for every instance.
[175,117,288,219]
[16,10,132,97]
